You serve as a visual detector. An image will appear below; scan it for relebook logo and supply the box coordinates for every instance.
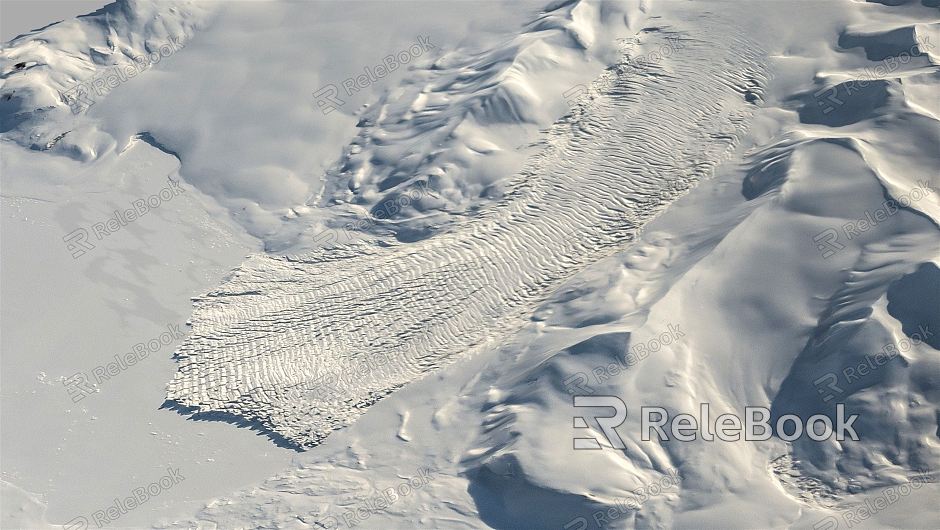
[573,397,859,449]
[63,467,184,529]
[812,180,934,258]
[61,36,186,114]
[812,469,931,529]
[639,403,858,442]
[63,177,185,259]
[313,35,436,115]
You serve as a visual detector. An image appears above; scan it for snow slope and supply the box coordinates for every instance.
[2,0,938,528]
[164,4,768,450]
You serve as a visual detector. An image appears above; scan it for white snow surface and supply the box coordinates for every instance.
[1,0,938,528]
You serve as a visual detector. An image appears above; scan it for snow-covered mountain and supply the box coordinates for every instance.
[1,0,937,528]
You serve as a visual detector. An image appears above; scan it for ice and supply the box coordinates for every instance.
[2,0,937,528]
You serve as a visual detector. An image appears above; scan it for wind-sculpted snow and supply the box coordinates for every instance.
[272,0,650,251]
[5,0,938,527]
[456,11,940,528]
[166,22,770,449]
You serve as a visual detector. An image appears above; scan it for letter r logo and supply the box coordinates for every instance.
[563,517,589,530]
[563,372,594,395]
[63,228,95,258]
[813,372,842,403]
[573,395,627,450]
[813,516,839,530]
[313,84,344,115]
[63,517,89,530]
[813,228,844,258]
[318,516,339,529]
[814,86,843,115]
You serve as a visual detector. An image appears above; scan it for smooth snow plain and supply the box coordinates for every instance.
[1,0,938,528]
